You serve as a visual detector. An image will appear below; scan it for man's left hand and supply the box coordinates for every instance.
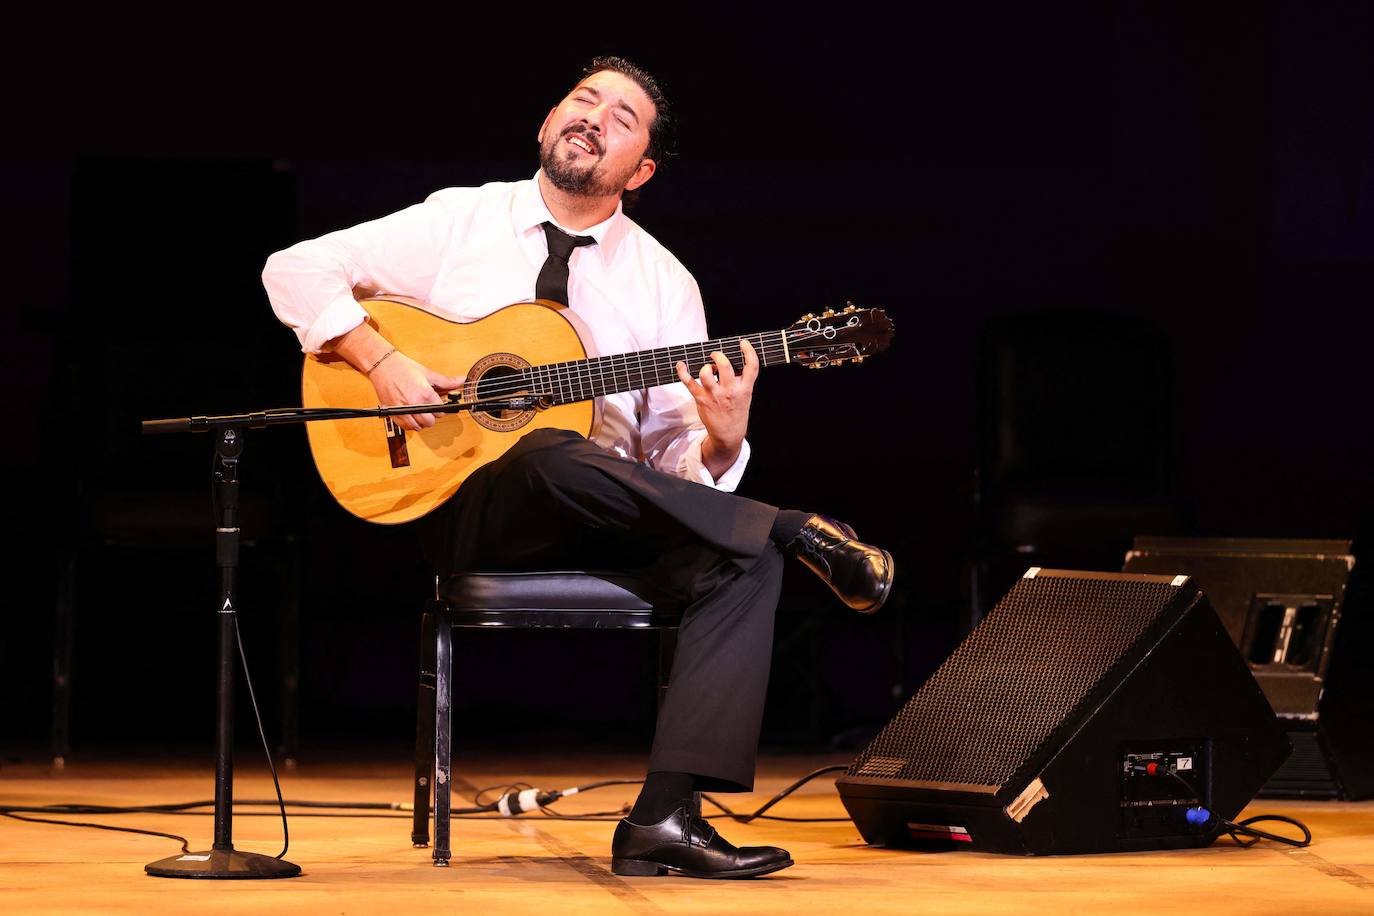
[676,337,759,479]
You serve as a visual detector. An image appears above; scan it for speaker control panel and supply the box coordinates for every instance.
[1118,741,1211,838]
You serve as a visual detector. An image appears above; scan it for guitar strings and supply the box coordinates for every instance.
[444,327,843,405]
[458,338,816,404]
[463,341,802,403]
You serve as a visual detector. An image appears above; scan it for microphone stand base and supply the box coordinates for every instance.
[145,847,302,879]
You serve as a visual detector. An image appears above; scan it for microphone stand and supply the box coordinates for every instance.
[140,394,551,879]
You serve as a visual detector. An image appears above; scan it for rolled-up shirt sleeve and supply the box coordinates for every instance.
[261,189,468,353]
[638,272,751,492]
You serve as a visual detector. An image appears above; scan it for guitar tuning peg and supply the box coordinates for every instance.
[822,308,835,318]
[841,304,857,314]
[854,355,865,363]
[800,312,816,321]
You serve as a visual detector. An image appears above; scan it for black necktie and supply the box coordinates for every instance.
[535,222,596,306]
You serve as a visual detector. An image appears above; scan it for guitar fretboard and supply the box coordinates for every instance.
[485,330,792,405]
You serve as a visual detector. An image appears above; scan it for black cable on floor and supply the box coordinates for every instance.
[26,761,1316,850]
[703,764,850,823]
[1,617,300,856]
[1223,814,1312,848]
[1,810,191,853]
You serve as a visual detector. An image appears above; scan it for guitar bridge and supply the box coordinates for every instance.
[384,415,411,468]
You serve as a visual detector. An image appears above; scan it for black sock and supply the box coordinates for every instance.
[629,771,696,824]
[770,510,814,546]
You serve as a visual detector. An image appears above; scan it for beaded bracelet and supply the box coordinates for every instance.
[364,347,398,376]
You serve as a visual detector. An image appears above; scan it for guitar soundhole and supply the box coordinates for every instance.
[475,365,523,417]
[465,353,538,433]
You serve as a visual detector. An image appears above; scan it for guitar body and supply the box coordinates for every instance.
[303,297,595,524]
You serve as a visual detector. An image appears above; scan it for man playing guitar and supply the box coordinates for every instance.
[262,55,893,879]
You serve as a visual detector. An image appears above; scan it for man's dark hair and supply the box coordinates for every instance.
[578,55,676,166]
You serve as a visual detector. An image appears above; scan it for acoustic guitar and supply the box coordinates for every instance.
[303,297,894,523]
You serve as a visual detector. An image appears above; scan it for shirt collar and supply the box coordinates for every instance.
[514,171,627,266]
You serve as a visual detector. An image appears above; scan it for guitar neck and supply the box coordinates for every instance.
[516,329,792,404]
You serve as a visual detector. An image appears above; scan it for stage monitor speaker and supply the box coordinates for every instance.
[836,569,1289,855]
[1124,537,1371,799]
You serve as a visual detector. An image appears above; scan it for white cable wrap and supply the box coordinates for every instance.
[497,788,544,816]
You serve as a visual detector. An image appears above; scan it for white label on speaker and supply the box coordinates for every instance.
[1023,567,1041,579]
[1006,776,1049,823]
[1176,757,1193,771]
[1171,575,1188,586]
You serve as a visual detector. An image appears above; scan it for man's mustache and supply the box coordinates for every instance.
[560,124,604,156]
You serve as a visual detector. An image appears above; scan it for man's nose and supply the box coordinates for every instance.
[583,104,611,129]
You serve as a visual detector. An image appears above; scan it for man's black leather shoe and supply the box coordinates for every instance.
[791,515,894,613]
[611,806,793,878]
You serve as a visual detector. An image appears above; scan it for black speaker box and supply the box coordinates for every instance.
[836,569,1289,855]
[1124,537,1372,799]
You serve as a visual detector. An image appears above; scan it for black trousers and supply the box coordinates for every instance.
[421,427,784,792]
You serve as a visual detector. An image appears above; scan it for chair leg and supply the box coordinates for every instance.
[412,610,437,848]
[432,617,454,867]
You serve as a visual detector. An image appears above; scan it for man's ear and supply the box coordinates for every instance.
[537,107,556,144]
[624,157,657,192]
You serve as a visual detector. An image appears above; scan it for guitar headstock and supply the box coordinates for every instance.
[785,303,894,369]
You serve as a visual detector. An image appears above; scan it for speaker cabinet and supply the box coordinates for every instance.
[836,569,1289,855]
[1124,537,1371,799]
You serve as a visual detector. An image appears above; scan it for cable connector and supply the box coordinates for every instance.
[495,788,557,816]
[1180,806,1312,847]
[1185,806,1211,826]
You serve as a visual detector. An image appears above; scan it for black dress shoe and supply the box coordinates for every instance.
[790,515,894,613]
[611,806,793,879]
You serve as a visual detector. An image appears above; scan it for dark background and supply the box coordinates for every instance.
[4,3,1371,764]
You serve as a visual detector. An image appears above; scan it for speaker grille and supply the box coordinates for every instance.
[849,573,1184,788]
[1263,731,1340,798]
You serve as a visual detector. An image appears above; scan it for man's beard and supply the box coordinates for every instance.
[540,126,635,197]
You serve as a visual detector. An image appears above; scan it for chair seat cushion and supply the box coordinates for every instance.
[438,570,680,628]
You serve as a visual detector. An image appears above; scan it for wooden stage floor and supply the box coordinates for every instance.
[3,751,1373,914]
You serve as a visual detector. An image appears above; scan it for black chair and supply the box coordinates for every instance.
[409,570,684,867]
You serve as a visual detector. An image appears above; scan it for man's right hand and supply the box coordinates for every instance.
[327,321,464,431]
[368,351,465,431]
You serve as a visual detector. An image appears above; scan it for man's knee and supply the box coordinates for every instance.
[500,426,583,465]
[501,427,599,485]
[509,425,581,452]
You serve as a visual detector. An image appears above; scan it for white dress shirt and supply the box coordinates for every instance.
[261,173,749,491]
